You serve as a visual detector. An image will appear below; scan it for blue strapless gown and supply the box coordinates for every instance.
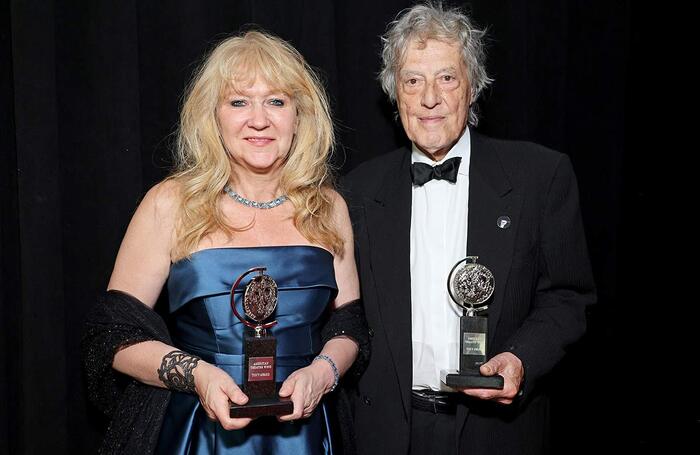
[156,246,337,454]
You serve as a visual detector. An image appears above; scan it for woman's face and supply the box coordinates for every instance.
[217,77,297,174]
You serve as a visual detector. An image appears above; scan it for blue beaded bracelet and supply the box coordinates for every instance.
[314,354,339,392]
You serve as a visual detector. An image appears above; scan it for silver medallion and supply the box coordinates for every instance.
[447,256,495,314]
[243,274,278,322]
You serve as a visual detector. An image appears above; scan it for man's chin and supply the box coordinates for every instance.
[414,140,451,160]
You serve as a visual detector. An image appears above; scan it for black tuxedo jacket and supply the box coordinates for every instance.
[341,131,596,454]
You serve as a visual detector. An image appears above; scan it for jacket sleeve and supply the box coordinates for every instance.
[505,155,597,397]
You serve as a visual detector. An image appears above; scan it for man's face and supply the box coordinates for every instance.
[396,38,471,161]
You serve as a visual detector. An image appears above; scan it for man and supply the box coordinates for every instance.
[342,3,596,454]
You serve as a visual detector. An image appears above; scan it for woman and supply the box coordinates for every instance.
[82,30,368,454]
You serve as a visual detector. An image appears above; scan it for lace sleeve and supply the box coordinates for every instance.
[321,299,371,380]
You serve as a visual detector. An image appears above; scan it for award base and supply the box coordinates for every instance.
[441,313,503,389]
[441,369,504,389]
[228,332,295,418]
[229,382,294,418]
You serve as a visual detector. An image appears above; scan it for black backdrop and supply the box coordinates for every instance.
[1,1,693,454]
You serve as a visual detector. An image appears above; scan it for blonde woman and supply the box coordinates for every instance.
[82,30,368,454]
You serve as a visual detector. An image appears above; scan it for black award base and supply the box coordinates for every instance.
[439,313,504,389]
[441,369,504,389]
[229,332,294,418]
[229,382,294,418]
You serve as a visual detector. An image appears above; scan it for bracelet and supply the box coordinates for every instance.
[157,350,201,393]
[314,354,339,392]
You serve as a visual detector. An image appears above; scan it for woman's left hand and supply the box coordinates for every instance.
[277,360,335,421]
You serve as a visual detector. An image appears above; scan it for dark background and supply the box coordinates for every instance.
[1,0,693,453]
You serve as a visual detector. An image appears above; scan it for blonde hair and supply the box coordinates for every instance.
[169,30,341,260]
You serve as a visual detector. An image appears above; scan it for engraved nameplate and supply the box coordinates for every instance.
[463,332,486,356]
[248,356,274,382]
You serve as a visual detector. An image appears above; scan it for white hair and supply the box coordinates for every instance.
[379,2,492,125]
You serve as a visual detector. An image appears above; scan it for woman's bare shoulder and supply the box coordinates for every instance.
[323,187,351,237]
[143,178,181,216]
[323,187,349,213]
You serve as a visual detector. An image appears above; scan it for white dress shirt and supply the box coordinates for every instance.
[410,128,471,391]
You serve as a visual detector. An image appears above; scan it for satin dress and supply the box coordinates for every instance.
[155,246,337,454]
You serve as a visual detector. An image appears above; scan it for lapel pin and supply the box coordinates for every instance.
[497,216,511,229]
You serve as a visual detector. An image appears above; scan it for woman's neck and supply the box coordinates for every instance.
[228,167,284,201]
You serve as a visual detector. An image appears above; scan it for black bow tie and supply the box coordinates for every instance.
[410,157,462,186]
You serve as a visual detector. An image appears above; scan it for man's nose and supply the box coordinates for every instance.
[421,80,440,108]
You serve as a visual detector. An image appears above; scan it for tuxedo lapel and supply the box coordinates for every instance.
[363,149,413,419]
[467,133,520,346]
[456,132,522,442]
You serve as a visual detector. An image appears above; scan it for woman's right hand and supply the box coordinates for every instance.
[193,361,252,430]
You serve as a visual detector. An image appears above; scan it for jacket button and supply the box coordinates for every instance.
[368,328,374,338]
[363,396,372,406]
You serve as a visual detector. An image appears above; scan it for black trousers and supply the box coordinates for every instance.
[409,406,459,455]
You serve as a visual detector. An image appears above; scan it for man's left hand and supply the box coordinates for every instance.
[459,352,524,405]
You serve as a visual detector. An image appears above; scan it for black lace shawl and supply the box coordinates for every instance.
[81,290,171,455]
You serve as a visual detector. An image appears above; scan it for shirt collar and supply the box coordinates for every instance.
[411,127,471,176]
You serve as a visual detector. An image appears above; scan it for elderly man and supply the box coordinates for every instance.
[343,3,596,455]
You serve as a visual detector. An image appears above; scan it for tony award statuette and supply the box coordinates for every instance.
[441,256,504,389]
[229,267,294,418]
